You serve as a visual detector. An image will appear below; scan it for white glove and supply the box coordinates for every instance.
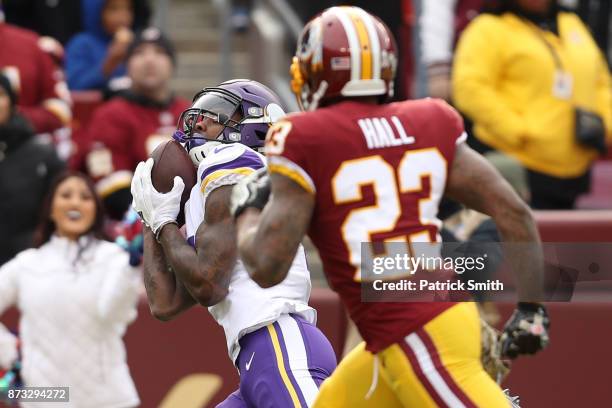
[130,158,184,237]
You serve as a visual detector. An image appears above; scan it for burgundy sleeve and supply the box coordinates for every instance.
[18,44,72,134]
[265,118,317,194]
[432,99,467,145]
[85,105,135,201]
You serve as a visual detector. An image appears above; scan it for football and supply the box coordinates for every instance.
[149,139,196,226]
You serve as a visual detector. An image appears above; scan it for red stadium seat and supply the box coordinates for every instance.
[576,161,612,209]
[603,147,612,161]
[534,210,612,241]
[498,302,612,408]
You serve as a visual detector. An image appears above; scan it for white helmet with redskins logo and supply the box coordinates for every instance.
[290,6,398,111]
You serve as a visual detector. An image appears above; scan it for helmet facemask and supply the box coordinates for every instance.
[173,84,286,166]
[291,16,326,112]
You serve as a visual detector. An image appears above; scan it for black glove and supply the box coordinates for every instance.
[230,168,271,219]
[575,108,607,155]
[501,302,550,359]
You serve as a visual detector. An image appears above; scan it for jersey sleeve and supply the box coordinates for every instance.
[429,100,468,176]
[37,39,72,124]
[197,143,266,200]
[18,41,72,134]
[431,99,467,146]
[264,119,316,194]
[85,105,134,199]
[96,245,140,325]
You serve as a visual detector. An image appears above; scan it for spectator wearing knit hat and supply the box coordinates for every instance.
[76,28,189,220]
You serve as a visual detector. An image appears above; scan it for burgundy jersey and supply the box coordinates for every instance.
[84,95,189,198]
[266,99,466,353]
[0,23,71,133]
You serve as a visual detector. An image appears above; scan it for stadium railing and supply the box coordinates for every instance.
[248,0,301,112]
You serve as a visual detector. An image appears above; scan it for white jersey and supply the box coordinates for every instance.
[184,143,316,363]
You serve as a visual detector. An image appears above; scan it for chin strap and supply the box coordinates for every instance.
[172,130,187,143]
[308,81,329,112]
[188,141,223,166]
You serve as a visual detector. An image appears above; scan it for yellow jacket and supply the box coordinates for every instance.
[453,11,612,178]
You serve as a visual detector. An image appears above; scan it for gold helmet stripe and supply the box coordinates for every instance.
[354,7,381,80]
[345,7,373,80]
[334,7,361,81]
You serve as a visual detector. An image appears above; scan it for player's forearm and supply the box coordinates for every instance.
[158,224,229,306]
[143,228,194,320]
[446,144,545,301]
[236,208,292,288]
[157,224,211,298]
[235,209,266,281]
[492,201,545,302]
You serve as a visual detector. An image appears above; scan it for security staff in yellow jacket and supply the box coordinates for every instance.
[453,0,612,209]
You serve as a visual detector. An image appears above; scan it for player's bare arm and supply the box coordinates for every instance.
[158,185,235,306]
[142,227,196,321]
[444,143,544,301]
[236,173,314,288]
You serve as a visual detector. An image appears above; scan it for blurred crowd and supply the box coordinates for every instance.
[0,0,610,403]
[0,0,190,264]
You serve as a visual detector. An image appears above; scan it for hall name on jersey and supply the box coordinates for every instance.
[357,116,415,150]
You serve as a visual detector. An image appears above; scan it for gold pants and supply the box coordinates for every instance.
[314,303,509,407]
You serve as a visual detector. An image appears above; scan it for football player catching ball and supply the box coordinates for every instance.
[131,80,336,408]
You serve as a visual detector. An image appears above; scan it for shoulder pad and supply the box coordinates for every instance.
[197,143,266,184]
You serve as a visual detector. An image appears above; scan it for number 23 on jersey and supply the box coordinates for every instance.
[332,149,447,281]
